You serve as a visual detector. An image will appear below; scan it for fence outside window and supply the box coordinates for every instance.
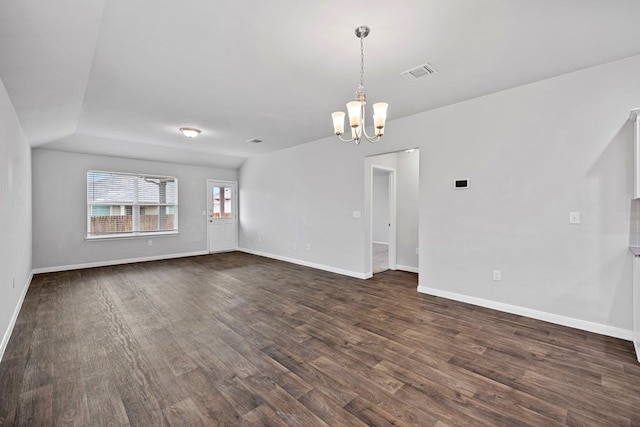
[87,171,178,237]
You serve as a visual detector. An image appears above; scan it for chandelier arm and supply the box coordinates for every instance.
[361,129,381,142]
[365,135,382,143]
[360,120,382,141]
[337,134,356,143]
[361,126,382,142]
[358,103,380,142]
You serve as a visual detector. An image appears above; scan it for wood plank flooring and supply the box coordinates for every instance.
[1,251,639,426]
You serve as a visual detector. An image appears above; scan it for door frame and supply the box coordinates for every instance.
[206,179,238,253]
[370,165,397,272]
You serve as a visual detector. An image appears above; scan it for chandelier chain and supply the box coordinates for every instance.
[360,35,365,89]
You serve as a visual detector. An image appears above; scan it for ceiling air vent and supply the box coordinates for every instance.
[402,62,437,80]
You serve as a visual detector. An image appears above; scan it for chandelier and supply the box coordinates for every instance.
[331,26,388,144]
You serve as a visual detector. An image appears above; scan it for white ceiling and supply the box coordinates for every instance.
[2,0,640,168]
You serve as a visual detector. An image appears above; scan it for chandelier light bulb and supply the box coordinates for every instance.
[331,112,346,135]
[347,101,363,128]
[372,102,388,129]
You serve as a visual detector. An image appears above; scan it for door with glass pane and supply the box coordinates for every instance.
[207,180,237,252]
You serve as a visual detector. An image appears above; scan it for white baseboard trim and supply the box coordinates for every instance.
[417,285,633,341]
[1,271,33,362]
[396,264,419,273]
[239,247,368,280]
[32,251,209,274]
[372,241,389,246]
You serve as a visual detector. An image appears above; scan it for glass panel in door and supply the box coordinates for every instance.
[211,186,233,219]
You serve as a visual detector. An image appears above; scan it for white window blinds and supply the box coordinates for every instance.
[87,171,178,237]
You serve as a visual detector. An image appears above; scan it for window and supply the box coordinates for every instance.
[212,186,233,218]
[87,171,178,238]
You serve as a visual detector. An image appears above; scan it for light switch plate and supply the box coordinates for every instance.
[353,211,361,218]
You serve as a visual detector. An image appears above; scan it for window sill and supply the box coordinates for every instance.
[85,231,179,241]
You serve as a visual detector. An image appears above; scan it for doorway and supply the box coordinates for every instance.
[372,167,396,273]
[366,149,420,277]
[206,180,238,253]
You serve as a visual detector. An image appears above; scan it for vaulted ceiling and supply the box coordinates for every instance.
[2,0,640,168]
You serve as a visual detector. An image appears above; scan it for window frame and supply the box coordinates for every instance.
[86,170,179,240]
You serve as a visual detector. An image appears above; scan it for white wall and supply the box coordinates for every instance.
[239,54,640,337]
[0,77,32,360]
[239,141,366,277]
[412,56,635,337]
[32,149,237,270]
[372,173,390,244]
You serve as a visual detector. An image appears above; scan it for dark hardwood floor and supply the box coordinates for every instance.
[1,252,639,426]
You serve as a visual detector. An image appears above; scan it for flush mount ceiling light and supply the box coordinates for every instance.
[331,25,388,145]
[179,127,201,138]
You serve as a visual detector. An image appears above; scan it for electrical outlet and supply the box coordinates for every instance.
[415,247,419,255]
[569,211,580,224]
[148,240,153,246]
[307,243,311,250]
[258,236,262,243]
[492,270,502,281]
[292,243,297,250]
